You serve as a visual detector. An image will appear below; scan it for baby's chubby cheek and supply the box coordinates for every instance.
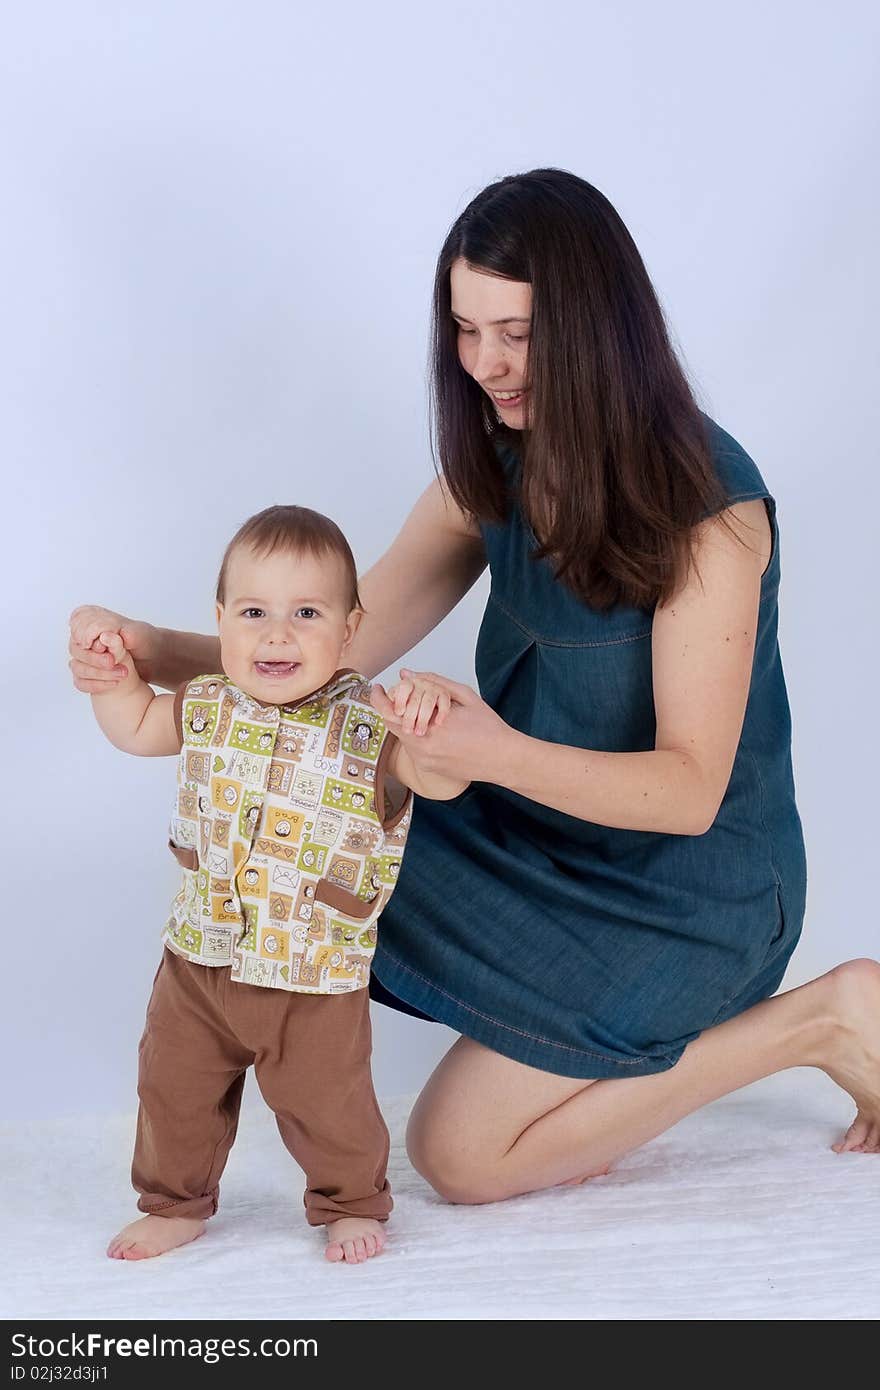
[218,640,245,681]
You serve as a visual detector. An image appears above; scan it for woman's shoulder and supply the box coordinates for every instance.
[700,413,772,505]
[491,414,775,519]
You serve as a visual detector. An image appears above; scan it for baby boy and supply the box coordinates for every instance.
[76,504,466,1265]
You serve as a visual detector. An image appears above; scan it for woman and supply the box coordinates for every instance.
[70,169,880,1201]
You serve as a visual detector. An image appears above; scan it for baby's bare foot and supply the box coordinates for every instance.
[324,1217,386,1265]
[821,959,880,1154]
[106,1214,205,1260]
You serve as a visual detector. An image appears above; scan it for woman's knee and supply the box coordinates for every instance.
[405,1108,506,1205]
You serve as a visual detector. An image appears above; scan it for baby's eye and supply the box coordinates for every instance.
[297,608,318,619]
[242,608,264,619]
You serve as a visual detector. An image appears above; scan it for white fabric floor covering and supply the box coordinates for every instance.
[3,1068,877,1321]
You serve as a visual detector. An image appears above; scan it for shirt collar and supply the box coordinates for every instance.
[218,668,367,721]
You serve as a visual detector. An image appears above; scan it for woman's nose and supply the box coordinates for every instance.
[473,338,507,384]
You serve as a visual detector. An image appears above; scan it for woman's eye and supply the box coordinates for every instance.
[456,325,477,336]
[506,333,529,344]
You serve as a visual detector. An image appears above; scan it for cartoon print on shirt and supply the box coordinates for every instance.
[166,672,412,992]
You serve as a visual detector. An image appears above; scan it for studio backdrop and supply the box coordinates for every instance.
[1,0,876,1120]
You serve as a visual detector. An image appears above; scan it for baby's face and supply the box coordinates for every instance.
[216,543,361,705]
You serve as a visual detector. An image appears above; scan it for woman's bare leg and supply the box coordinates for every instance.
[405,959,880,1204]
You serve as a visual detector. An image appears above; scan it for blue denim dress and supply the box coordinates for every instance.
[372,417,807,1078]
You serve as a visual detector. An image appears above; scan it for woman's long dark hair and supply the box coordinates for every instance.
[430,168,731,611]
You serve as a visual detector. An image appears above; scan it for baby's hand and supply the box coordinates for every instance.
[69,605,157,692]
[383,668,452,737]
[70,606,123,657]
[91,630,140,693]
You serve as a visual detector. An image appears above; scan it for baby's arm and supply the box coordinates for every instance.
[376,673,470,801]
[88,630,179,757]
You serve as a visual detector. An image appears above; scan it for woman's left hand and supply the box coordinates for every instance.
[370,668,519,785]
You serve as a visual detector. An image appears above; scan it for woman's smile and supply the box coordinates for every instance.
[489,388,528,409]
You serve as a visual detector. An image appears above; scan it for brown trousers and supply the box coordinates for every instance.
[132,947,392,1227]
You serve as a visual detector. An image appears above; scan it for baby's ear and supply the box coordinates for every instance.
[215,602,224,629]
[343,606,364,647]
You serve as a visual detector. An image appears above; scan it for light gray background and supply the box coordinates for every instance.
[1,2,876,1122]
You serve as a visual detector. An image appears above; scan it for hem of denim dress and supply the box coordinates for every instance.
[707,934,801,1028]
[371,948,688,1082]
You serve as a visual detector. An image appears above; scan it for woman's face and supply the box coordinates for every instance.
[450,258,532,429]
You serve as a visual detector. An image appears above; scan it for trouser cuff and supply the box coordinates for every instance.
[136,1191,218,1221]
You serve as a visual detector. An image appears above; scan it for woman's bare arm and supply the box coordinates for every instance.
[344,476,487,679]
[148,628,221,690]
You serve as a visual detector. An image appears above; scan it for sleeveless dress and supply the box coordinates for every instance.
[371,416,807,1078]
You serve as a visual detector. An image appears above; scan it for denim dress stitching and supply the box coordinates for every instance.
[487,592,653,649]
[378,946,670,1066]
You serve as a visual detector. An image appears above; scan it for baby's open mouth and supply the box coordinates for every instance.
[254,661,300,677]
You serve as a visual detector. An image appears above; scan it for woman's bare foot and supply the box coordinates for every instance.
[324,1217,386,1264]
[819,959,880,1154]
[106,1214,206,1260]
[558,1163,613,1187]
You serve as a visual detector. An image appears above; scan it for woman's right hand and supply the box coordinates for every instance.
[68,605,159,692]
